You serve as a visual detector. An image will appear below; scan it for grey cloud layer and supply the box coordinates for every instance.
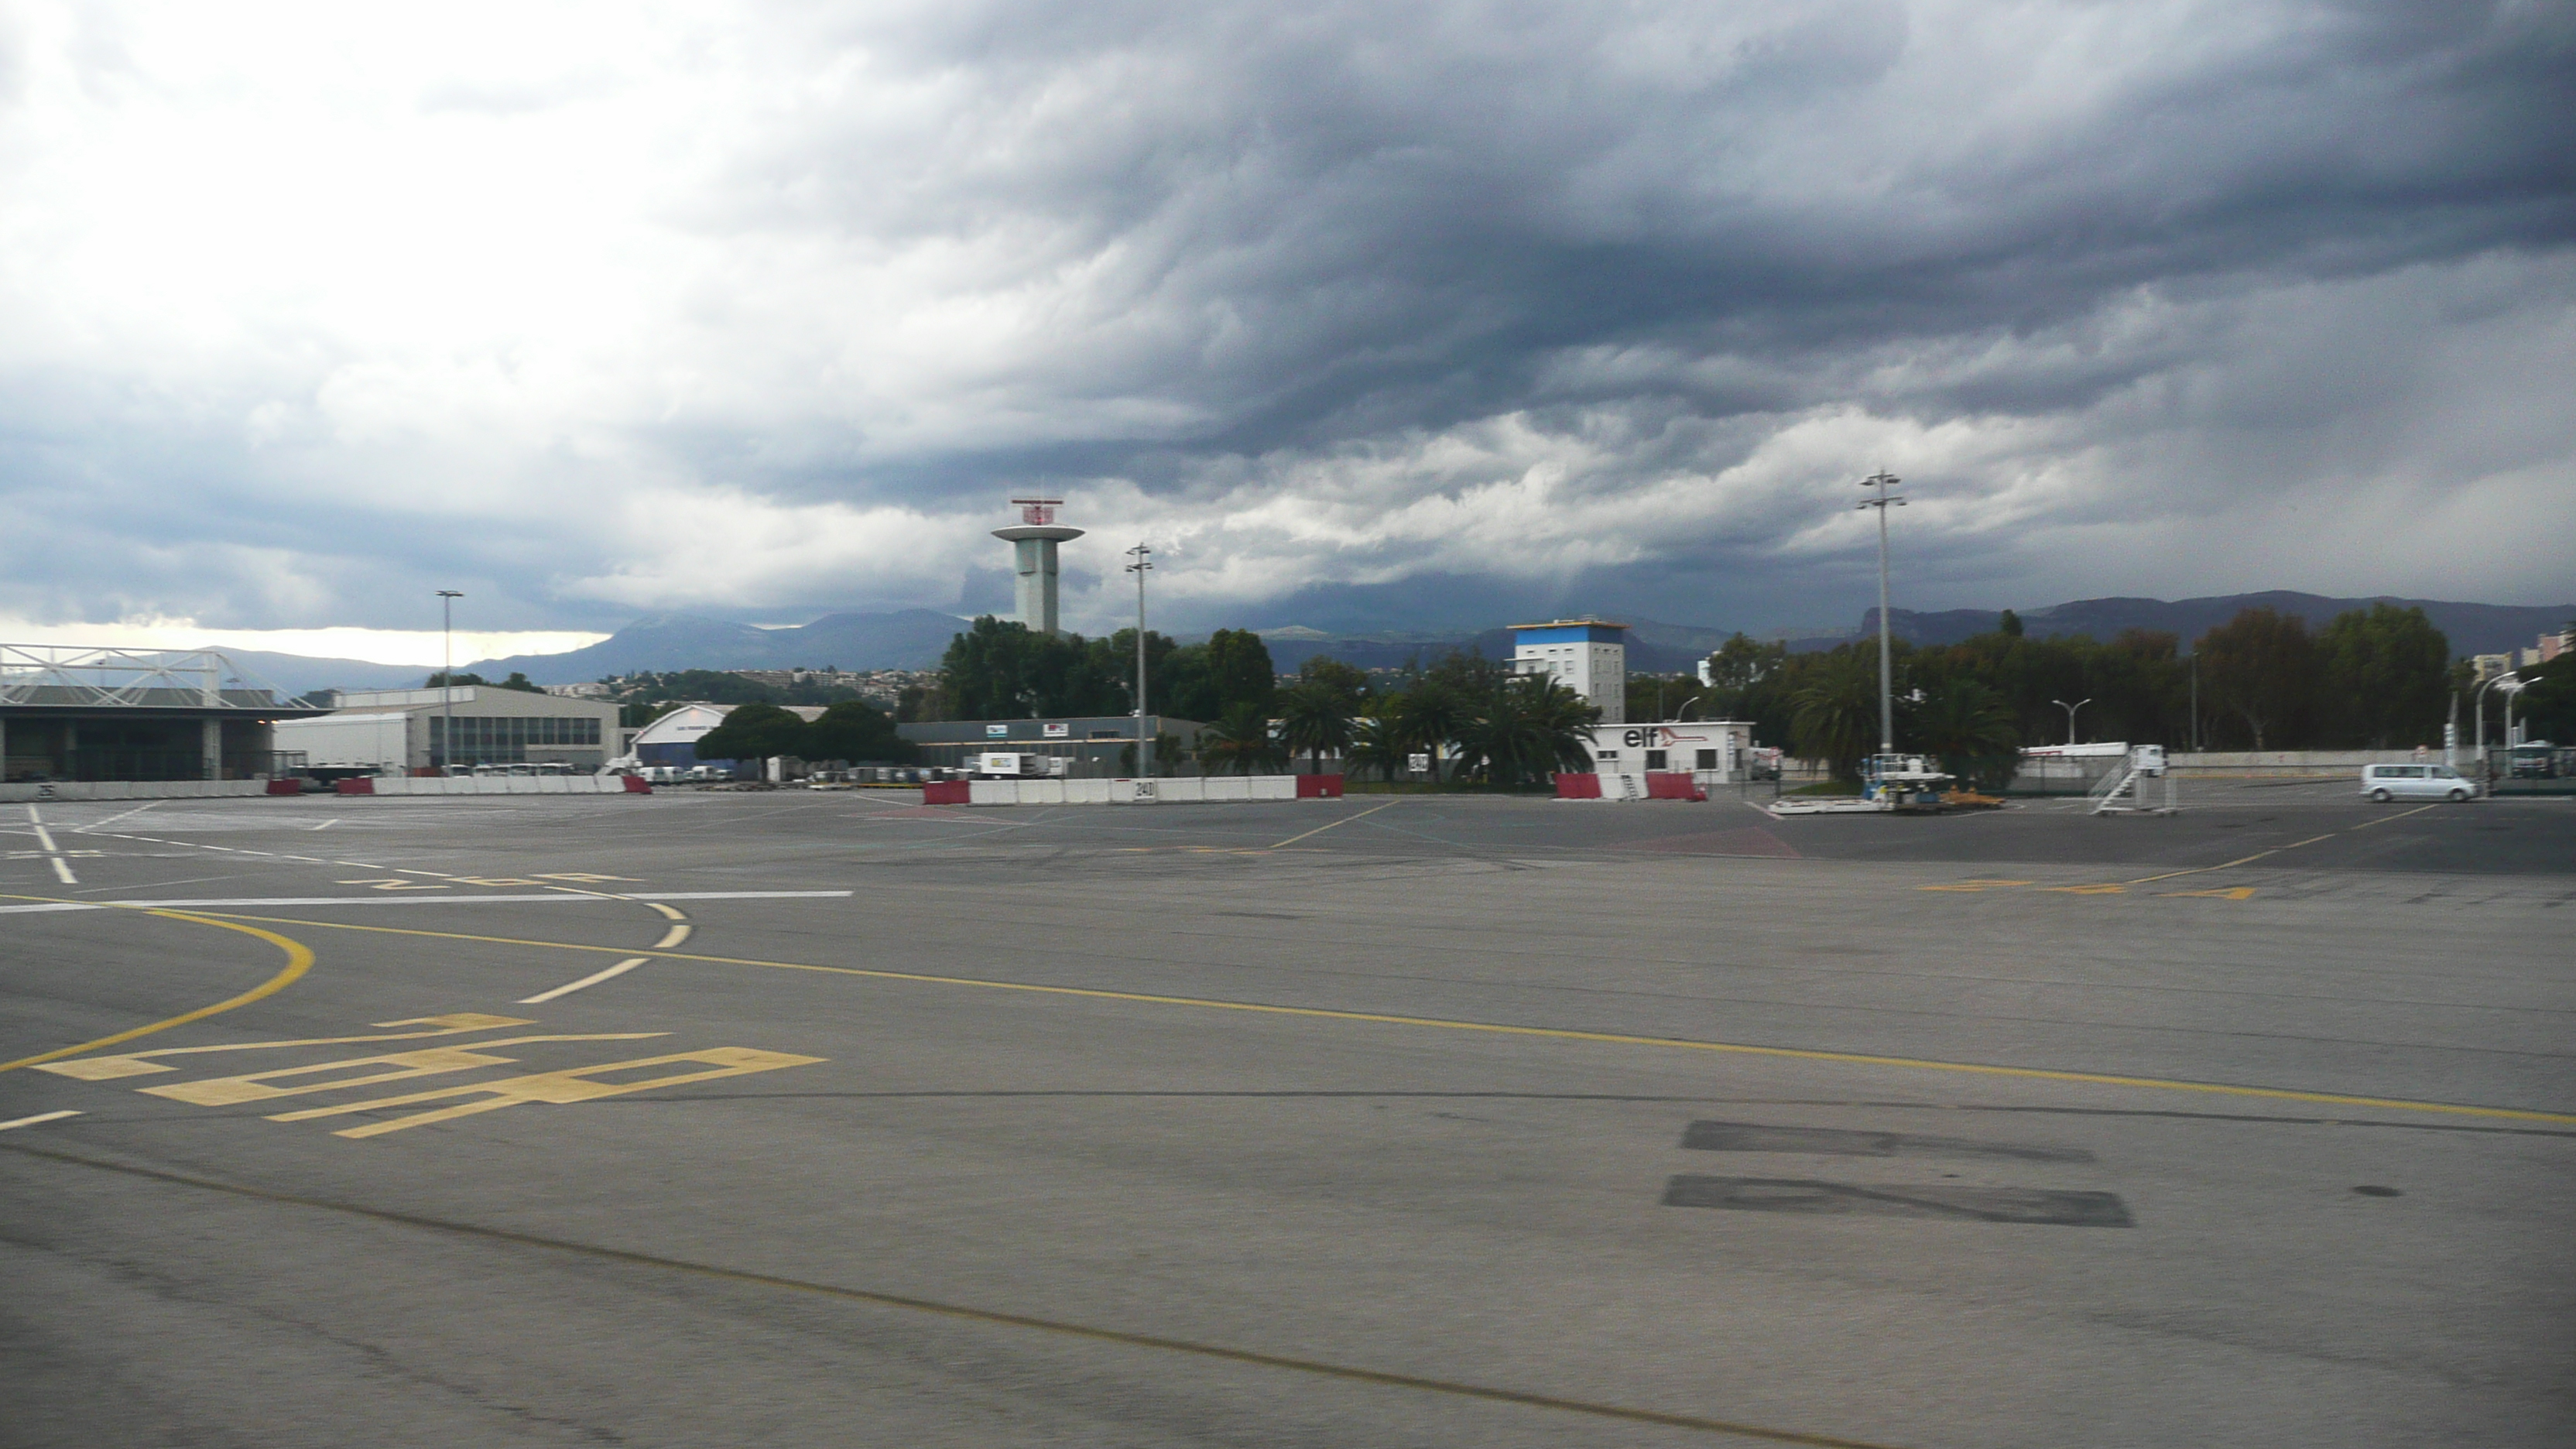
[0,1,2568,635]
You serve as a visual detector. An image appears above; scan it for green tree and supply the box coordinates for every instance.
[1790,647,1882,780]
[1392,682,1469,782]
[2317,604,2451,748]
[1701,633,1786,721]
[1905,679,2022,791]
[423,671,488,688]
[2514,650,2575,744]
[1194,704,1286,775]
[1997,608,2024,637]
[1346,714,1410,782]
[693,702,809,762]
[805,701,916,763]
[496,671,545,694]
[1276,679,1357,774]
[2197,608,2319,750]
[1293,656,1372,711]
[1454,677,1598,788]
[937,617,1129,720]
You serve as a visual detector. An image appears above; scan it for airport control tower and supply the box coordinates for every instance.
[993,496,1084,636]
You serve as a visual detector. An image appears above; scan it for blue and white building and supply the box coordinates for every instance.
[1508,619,1628,724]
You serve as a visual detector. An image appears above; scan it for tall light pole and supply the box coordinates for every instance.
[1125,544,1153,777]
[2472,670,2516,780]
[2051,697,2091,745]
[1856,470,1904,756]
[436,590,463,774]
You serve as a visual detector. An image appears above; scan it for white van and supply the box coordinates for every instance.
[2359,763,2477,803]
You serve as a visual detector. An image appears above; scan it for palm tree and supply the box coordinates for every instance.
[1393,683,1466,782]
[1347,714,1408,782]
[1276,680,1356,774]
[1193,704,1286,776]
[1454,677,1598,787]
[1907,679,2022,791]
[1790,649,1880,781]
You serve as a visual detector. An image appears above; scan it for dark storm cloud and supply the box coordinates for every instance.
[1,2,2569,642]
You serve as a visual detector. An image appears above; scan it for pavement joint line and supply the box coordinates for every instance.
[132,909,2576,1127]
[0,1142,1910,1449]
[0,909,315,1073]
[1269,799,1402,849]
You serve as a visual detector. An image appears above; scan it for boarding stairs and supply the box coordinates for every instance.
[2088,752,2178,816]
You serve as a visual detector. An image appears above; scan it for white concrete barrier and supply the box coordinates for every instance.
[0,780,270,803]
[949,774,1324,806]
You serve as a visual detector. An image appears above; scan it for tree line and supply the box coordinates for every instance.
[1670,602,2489,783]
[691,700,916,765]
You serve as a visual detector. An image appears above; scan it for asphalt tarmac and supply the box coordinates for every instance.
[3,781,2571,1447]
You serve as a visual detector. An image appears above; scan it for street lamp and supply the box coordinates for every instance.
[2050,697,2091,745]
[2499,676,2532,748]
[2472,670,2518,767]
[1125,544,1153,777]
[1856,470,1904,758]
[435,590,463,775]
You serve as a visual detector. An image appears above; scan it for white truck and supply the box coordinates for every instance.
[270,711,412,774]
[971,752,1067,779]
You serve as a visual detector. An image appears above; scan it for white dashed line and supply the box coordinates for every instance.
[0,1110,83,1132]
[518,957,649,1003]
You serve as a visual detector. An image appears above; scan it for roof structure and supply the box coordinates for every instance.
[0,644,324,717]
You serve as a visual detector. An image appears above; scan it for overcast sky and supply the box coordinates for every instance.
[2,1,2570,659]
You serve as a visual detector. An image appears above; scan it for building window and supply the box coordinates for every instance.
[1696,748,1718,770]
[1645,749,1668,770]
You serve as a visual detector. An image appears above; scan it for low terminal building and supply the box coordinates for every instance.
[898,714,1205,775]
[2,645,324,782]
[277,685,622,773]
[1583,719,1758,779]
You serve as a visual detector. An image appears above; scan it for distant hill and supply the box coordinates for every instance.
[214,591,2573,696]
[1858,592,2574,657]
[214,648,430,697]
[461,608,968,683]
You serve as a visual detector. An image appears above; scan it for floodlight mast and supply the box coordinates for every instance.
[1126,543,1153,777]
[435,590,464,774]
[1857,471,1905,755]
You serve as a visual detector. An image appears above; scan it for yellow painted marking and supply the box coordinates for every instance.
[269,1047,823,1138]
[32,1013,533,1080]
[0,1146,1914,1447]
[532,872,642,882]
[142,1034,663,1106]
[520,957,650,1004]
[338,878,449,891]
[170,912,2576,1126]
[1915,879,2035,892]
[652,922,693,949]
[0,912,314,1074]
[642,903,686,921]
[393,869,453,877]
[450,877,546,887]
[2283,834,2336,849]
[2160,887,2259,901]
[2040,884,2126,895]
[1269,798,1401,849]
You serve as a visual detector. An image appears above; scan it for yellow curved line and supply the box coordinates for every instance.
[156,911,2576,1127]
[0,912,316,1073]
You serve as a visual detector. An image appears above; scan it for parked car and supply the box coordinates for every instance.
[2359,763,2476,803]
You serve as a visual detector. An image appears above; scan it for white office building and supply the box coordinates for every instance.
[277,686,622,772]
[1509,619,1627,724]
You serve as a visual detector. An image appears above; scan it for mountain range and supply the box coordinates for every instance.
[219,592,2569,696]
